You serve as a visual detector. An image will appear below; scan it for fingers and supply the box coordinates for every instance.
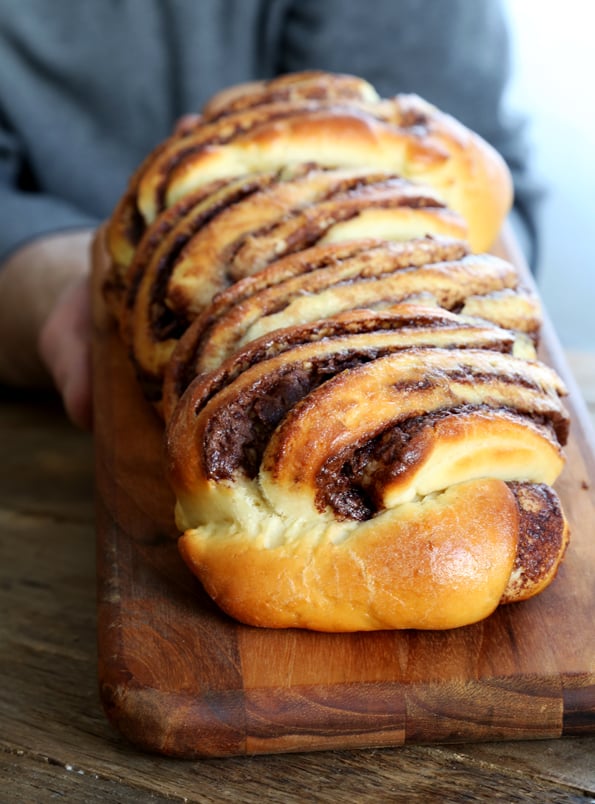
[38,275,93,430]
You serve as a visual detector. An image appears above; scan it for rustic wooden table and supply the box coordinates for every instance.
[1,349,594,803]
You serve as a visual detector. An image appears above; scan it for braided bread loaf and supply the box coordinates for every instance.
[103,71,569,631]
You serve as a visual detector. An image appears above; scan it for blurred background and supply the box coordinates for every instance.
[505,0,595,350]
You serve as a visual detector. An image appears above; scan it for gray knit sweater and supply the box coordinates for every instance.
[0,0,536,263]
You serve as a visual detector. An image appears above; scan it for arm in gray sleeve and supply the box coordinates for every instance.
[0,125,98,264]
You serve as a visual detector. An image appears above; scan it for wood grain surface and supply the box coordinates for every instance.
[91,229,595,760]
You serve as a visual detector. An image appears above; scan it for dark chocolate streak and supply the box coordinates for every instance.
[146,178,276,340]
[189,315,511,418]
[174,246,479,399]
[166,241,385,404]
[126,201,146,251]
[172,239,471,396]
[203,350,381,482]
[152,102,406,210]
[131,180,280,399]
[206,84,370,121]
[126,182,230,313]
[506,481,566,590]
[201,343,564,504]
[228,182,446,276]
[316,408,558,521]
[152,108,312,212]
[150,174,441,343]
[228,251,482,332]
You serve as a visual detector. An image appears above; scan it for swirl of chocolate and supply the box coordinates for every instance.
[171,304,527,424]
[157,102,510,254]
[167,342,569,631]
[112,177,236,334]
[163,237,540,416]
[124,171,284,399]
[128,172,468,403]
[104,111,209,303]
[105,100,360,305]
[166,173,467,318]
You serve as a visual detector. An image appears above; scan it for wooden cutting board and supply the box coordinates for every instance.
[93,229,595,758]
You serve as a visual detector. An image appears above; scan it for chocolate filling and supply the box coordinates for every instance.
[505,481,567,592]
[187,314,513,419]
[228,183,448,278]
[125,200,146,251]
[170,238,469,391]
[173,308,476,412]
[151,107,314,212]
[148,172,444,345]
[146,176,278,341]
[200,339,565,504]
[203,350,382,481]
[151,103,419,211]
[165,244,475,411]
[125,181,232,313]
[206,82,372,121]
[209,252,510,353]
[316,407,560,520]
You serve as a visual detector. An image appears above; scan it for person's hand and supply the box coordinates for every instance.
[38,273,93,430]
[0,229,95,428]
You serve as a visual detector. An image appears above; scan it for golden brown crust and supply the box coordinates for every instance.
[177,476,569,630]
[178,478,520,631]
[161,105,510,253]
